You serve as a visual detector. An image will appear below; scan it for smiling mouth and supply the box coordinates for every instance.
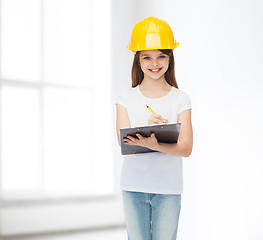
[149,68,162,73]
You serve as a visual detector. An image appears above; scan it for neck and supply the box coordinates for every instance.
[139,76,170,91]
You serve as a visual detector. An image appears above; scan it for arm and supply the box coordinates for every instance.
[116,104,131,146]
[124,109,193,157]
[154,109,193,157]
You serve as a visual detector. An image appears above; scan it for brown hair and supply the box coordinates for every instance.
[131,49,179,88]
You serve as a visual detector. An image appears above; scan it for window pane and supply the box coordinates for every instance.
[44,88,113,195]
[44,0,91,87]
[1,0,40,81]
[1,87,41,191]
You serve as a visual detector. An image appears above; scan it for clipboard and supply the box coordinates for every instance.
[120,123,181,155]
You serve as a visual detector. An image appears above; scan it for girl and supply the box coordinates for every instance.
[115,16,193,240]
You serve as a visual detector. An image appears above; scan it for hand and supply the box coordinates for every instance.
[148,114,168,125]
[123,133,159,151]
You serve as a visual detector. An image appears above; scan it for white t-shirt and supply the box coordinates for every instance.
[115,85,191,194]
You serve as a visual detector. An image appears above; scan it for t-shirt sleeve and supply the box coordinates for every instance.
[114,89,127,108]
[178,90,192,114]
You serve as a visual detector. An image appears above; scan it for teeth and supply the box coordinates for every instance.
[150,68,161,72]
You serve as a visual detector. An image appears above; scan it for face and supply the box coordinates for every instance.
[139,50,170,81]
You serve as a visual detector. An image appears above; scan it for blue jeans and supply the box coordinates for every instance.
[122,190,181,240]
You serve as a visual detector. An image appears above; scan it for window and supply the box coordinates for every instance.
[0,0,113,199]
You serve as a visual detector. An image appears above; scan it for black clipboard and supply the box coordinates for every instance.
[120,123,181,155]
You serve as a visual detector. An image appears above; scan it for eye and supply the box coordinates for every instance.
[159,55,166,59]
[143,56,150,60]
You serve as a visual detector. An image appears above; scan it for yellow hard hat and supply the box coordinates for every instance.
[127,16,179,52]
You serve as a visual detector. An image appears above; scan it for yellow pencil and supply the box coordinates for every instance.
[146,105,167,124]
[146,105,156,114]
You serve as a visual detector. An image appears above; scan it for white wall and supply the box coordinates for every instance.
[0,0,135,236]
[113,0,263,239]
[111,0,137,192]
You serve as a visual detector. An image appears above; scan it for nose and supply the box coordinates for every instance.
[151,58,158,66]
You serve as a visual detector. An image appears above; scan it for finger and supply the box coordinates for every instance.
[126,135,134,140]
[158,117,168,123]
[154,115,162,120]
[135,133,143,139]
[126,135,138,142]
[155,119,164,124]
[156,116,165,121]
[123,137,133,145]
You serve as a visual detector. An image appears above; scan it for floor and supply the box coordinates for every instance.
[2,227,127,240]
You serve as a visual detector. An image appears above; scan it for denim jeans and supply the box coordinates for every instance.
[122,190,181,240]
